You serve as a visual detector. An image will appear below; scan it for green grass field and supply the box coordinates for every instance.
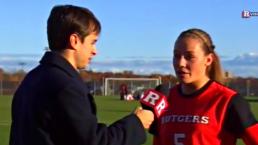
[0,95,257,145]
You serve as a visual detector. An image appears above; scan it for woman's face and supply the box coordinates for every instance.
[173,37,212,86]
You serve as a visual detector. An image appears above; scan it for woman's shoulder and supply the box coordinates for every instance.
[211,81,237,97]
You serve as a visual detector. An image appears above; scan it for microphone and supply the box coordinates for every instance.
[140,89,168,118]
[140,85,169,135]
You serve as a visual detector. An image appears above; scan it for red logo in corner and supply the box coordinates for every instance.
[242,10,250,18]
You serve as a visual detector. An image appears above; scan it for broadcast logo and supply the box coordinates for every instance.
[242,10,258,18]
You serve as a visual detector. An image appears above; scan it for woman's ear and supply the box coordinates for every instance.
[205,53,214,66]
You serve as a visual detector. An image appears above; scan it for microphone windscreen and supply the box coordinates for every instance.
[140,88,169,136]
[140,89,168,118]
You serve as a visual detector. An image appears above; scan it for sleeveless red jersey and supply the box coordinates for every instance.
[154,81,238,145]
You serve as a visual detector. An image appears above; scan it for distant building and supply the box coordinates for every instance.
[225,71,233,78]
[0,68,3,80]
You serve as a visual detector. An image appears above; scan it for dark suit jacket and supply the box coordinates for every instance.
[10,52,146,145]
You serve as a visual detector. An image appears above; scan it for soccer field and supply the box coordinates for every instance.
[0,95,257,145]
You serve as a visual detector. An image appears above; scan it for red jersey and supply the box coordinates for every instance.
[153,81,257,145]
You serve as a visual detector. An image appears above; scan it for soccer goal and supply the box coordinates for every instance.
[104,77,161,96]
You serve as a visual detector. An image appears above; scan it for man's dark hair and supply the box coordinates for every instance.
[47,5,101,51]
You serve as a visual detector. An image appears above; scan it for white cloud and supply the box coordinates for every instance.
[0,53,257,77]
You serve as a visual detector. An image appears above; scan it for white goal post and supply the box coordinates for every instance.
[104,77,161,96]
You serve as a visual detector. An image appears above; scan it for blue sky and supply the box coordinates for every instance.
[0,0,258,77]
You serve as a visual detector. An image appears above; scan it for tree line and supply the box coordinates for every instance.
[0,68,257,97]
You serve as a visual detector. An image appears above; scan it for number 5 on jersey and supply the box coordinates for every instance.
[174,133,185,145]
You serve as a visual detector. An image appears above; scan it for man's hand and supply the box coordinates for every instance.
[134,107,154,129]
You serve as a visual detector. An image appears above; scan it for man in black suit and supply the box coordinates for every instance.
[10,5,154,145]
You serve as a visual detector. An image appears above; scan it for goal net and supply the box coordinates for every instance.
[104,77,161,97]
